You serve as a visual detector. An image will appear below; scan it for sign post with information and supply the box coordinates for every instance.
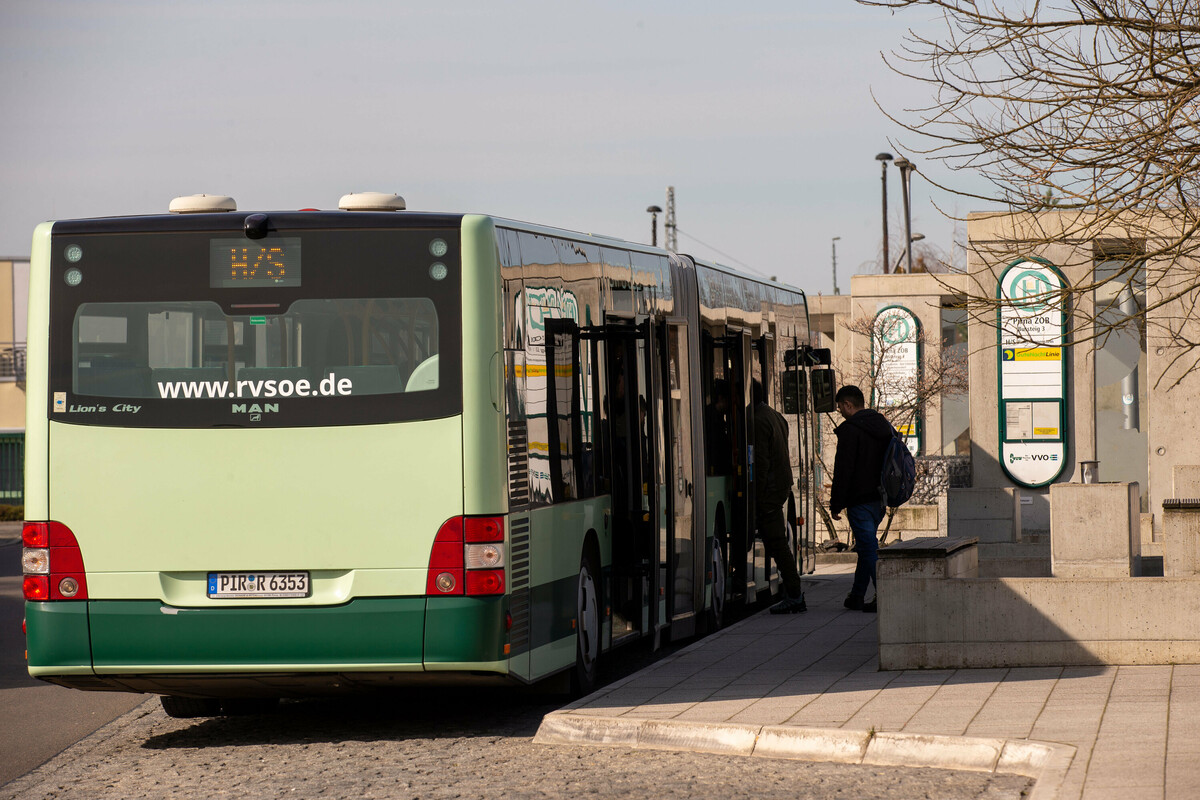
[998,259,1068,487]
[873,305,921,457]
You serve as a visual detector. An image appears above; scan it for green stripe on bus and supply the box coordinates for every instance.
[424,595,508,664]
[25,602,92,671]
[87,598,427,669]
[511,573,580,658]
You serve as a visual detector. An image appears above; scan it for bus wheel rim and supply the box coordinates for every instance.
[578,565,599,667]
[712,543,725,619]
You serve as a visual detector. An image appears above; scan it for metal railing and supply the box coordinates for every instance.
[0,344,26,382]
[912,455,972,506]
[0,433,23,506]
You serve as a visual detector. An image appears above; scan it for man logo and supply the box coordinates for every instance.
[231,403,279,422]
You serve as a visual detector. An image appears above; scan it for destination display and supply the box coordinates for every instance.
[998,259,1068,487]
[209,237,302,288]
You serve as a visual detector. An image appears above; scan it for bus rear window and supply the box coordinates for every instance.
[73,298,441,400]
[49,227,462,428]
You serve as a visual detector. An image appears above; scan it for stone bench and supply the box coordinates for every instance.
[878,536,979,580]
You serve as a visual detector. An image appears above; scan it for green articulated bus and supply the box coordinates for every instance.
[21,192,828,717]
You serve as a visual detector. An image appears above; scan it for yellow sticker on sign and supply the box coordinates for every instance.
[1014,347,1061,361]
[1034,427,1059,436]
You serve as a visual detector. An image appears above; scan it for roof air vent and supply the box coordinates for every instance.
[168,195,237,214]
[338,192,406,211]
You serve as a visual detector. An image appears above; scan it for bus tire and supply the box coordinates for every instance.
[570,552,601,697]
[160,695,221,718]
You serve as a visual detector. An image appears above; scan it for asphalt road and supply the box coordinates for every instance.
[0,540,147,785]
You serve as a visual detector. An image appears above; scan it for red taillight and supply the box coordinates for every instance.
[465,517,504,543]
[22,522,49,548]
[426,517,464,595]
[427,516,506,597]
[23,575,49,601]
[466,570,504,595]
[22,521,89,601]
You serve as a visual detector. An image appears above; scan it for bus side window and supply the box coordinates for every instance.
[543,320,583,504]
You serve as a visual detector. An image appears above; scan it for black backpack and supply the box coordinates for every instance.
[880,428,917,508]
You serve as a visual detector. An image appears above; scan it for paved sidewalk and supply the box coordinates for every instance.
[536,564,1200,800]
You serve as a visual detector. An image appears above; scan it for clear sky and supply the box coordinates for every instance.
[0,0,986,293]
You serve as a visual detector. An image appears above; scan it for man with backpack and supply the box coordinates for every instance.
[830,385,894,613]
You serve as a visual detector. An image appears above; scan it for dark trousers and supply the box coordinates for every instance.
[758,504,804,598]
[847,501,885,599]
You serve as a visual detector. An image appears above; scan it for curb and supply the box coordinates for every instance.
[534,713,1075,800]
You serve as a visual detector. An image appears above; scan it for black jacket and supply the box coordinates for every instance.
[830,408,893,515]
[754,402,792,508]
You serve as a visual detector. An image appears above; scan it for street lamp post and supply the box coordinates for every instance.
[894,157,916,273]
[831,236,841,295]
[646,205,662,247]
[892,233,925,273]
[876,152,894,273]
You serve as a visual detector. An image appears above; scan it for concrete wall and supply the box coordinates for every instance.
[1146,261,1200,544]
[879,539,1200,669]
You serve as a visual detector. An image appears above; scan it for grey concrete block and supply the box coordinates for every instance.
[1050,482,1140,578]
[1162,506,1200,576]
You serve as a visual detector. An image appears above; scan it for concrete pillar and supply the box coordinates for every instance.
[1049,482,1141,577]
[1161,499,1200,576]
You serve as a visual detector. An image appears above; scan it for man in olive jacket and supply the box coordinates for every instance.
[830,385,892,612]
[753,380,807,614]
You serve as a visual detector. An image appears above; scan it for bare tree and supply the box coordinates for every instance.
[861,0,1200,377]
[812,311,969,545]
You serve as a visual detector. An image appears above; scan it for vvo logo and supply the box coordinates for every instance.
[1009,452,1059,463]
[232,402,279,421]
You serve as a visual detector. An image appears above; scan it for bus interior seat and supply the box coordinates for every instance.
[75,357,155,398]
[405,355,439,393]
[328,366,404,395]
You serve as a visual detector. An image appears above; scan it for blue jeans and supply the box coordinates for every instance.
[847,502,885,599]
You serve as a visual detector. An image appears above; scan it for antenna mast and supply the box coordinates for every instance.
[664,186,677,252]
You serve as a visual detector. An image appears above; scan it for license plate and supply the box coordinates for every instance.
[207,571,310,599]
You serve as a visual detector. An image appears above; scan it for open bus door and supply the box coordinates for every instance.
[783,344,834,574]
[726,328,756,606]
[656,319,700,642]
[585,317,659,645]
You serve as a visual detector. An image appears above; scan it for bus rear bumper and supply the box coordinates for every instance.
[26,595,511,696]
